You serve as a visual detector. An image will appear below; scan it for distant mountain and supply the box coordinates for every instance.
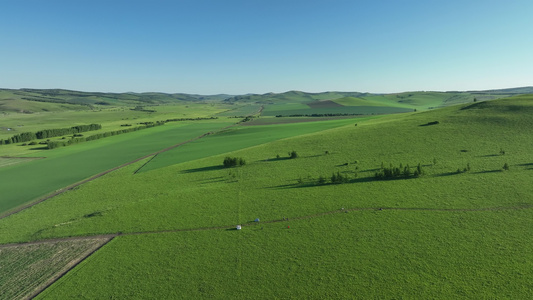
[1,87,531,114]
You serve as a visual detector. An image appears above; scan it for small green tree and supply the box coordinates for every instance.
[288,150,298,159]
[503,163,509,171]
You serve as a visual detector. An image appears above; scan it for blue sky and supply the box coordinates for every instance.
[1,0,532,94]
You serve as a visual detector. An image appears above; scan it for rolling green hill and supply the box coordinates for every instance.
[1,94,532,298]
[0,88,233,114]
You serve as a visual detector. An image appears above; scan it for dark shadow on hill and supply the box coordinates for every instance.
[268,175,418,190]
[29,146,48,150]
[198,176,226,184]
[181,165,224,173]
[479,154,500,158]
[433,171,462,177]
[518,163,533,167]
[473,169,502,174]
[419,121,439,126]
[263,157,291,162]
[359,168,381,173]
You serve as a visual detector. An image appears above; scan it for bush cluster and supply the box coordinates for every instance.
[288,151,298,159]
[223,157,246,168]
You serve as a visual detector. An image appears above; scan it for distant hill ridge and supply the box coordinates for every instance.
[0,87,531,114]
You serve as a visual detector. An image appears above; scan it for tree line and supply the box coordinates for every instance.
[0,124,101,145]
[375,163,424,179]
[47,123,163,149]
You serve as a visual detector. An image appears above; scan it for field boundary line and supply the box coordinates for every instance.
[0,123,238,221]
[3,204,530,248]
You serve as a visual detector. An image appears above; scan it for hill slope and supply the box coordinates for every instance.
[1,95,533,298]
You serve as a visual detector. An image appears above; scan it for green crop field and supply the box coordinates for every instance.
[1,90,532,298]
[0,120,234,214]
[138,116,371,173]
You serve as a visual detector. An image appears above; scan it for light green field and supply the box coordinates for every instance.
[2,94,533,298]
[215,104,263,117]
[332,96,395,107]
[139,117,369,173]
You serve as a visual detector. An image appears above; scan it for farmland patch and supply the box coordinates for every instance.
[0,237,111,300]
[306,100,343,109]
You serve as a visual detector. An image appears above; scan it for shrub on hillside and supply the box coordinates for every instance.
[223,157,246,168]
[288,151,298,159]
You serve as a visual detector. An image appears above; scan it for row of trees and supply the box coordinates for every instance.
[375,163,424,179]
[46,123,163,149]
[1,124,102,145]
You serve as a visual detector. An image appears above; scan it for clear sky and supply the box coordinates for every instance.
[1,0,532,94]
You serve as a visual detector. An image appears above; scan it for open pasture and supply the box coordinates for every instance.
[35,206,533,299]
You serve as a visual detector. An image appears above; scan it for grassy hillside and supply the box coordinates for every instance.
[1,95,532,298]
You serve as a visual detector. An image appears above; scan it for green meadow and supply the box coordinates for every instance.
[1,89,532,298]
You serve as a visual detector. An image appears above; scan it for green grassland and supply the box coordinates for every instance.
[0,119,235,215]
[139,117,370,173]
[0,95,532,298]
[0,238,110,300]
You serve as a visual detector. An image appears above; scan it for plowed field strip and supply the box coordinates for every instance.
[24,237,115,300]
